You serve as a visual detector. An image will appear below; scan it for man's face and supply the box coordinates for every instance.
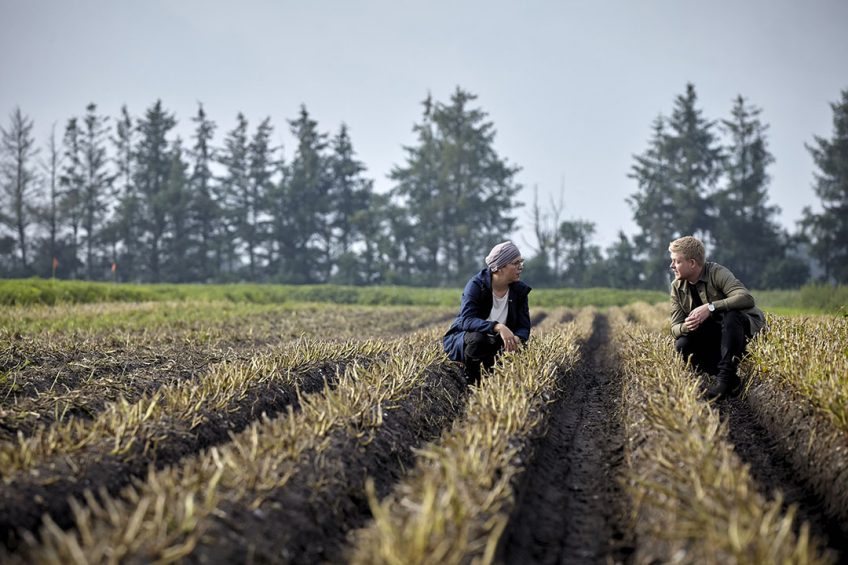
[669,252,699,283]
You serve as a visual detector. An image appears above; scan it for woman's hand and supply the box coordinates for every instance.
[495,323,520,352]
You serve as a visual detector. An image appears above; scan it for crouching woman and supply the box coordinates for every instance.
[443,241,531,384]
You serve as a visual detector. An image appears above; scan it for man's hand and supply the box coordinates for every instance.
[684,304,711,332]
[494,323,520,352]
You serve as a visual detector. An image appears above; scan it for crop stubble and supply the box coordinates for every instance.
[611,307,835,563]
[1,301,846,564]
[8,336,464,563]
[0,304,452,438]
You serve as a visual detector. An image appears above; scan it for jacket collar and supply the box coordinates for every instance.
[475,267,531,296]
[697,262,711,284]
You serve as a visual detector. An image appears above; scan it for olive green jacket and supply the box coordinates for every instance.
[670,262,765,339]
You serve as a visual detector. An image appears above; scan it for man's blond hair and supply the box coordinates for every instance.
[669,236,705,265]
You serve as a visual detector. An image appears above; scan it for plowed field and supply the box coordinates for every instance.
[1,301,845,564]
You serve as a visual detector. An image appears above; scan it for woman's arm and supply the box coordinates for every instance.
[455,279,497,334]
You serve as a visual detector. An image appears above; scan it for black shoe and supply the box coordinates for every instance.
[464,361,481,386]
[705,373,741,401]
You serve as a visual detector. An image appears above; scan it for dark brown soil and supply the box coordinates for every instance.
[498,314,634,564]
[0,360,353,549]
[182,363,468,564]
[0,333,266,406]
[718,393,848,563]
[0,345,227,440]
[0,307,451,412]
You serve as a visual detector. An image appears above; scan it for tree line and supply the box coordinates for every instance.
[1,85,846,288]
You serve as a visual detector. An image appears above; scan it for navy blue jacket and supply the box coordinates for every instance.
[442,268,532,362]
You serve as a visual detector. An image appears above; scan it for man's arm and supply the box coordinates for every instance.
[710,264,755,311]
[670,286,689,339]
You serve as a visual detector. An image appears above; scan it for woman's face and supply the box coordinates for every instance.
[500,257,524,282]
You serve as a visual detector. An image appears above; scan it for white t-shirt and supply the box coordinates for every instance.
[487,290,509,325]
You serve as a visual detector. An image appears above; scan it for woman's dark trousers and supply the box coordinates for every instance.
[463,331,503,385]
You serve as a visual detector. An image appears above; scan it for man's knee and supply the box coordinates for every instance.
[721,310,750,335]
[675,335,690,354]
[723,310,746,324]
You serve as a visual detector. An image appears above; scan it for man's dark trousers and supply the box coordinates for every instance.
[674,310,752,379]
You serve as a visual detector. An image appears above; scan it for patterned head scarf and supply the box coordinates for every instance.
[485,241,521,272]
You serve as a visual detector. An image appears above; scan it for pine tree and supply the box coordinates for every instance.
[801,89,848,283]
[558,219,600,287]
[351,191,391,284]
[327,123,374,283]
[379,198,417,284]
[187,103,218,281]
[281,106,330,283]
[629,84,723,289]
[218,113,250,278]
[713,95,784,288]
[628,116,677,289]
[600,232,643,288]
[60,117,85,278]
[79,103,113,279]
[390,89,522,285]
[389,94,443,283]
[266,148,289,279]
[111,105,139,281]
[432,88,522,282]
[246,117,275,279]
[665,83,723,238]
[0,107,39,274]
[134,100,176,282]
[163,139,191,281]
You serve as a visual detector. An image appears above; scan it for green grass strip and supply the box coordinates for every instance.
[0,278,668,308]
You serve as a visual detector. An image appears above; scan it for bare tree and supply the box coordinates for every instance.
[528,181,565,278]
[37,124,62,268]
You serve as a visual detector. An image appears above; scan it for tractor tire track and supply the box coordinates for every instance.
[719,393,848,563]
[499,314,633,564]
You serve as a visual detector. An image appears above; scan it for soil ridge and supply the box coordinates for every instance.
[182,363,467,564]
[0,360,350,549]
[719,392,848,562]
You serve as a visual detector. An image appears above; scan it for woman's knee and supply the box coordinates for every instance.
[464,331,490,358]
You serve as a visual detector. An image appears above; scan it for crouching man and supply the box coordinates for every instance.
[443,241,531,385]
[668,236,765,400]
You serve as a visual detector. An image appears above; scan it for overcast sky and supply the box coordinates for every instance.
[2,0,847,252]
